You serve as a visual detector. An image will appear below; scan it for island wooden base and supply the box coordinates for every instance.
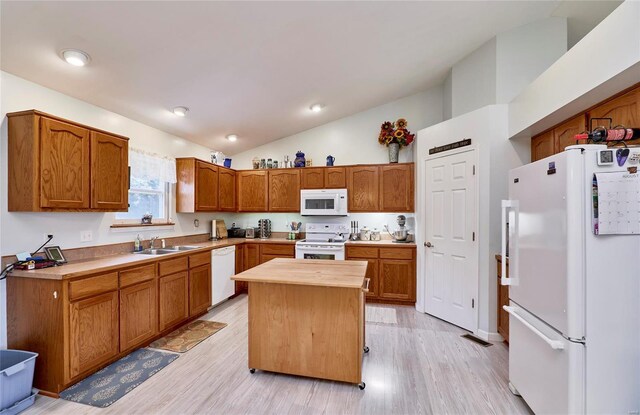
[248,281,365,385]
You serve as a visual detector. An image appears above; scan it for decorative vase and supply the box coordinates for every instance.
[388,143,400,163]
[294,151,306,167]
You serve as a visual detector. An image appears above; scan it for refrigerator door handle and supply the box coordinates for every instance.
[504,306,565,350]
[501,200,519,286]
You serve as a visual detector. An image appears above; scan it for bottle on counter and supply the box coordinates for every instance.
[134,234,142,252]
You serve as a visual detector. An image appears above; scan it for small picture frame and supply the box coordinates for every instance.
[44,246,67,264]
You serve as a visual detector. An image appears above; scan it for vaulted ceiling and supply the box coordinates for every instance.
[1,1,620,154]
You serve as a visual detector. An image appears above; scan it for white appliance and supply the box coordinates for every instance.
[300,189,348,216]
[211,245,236,306]
[501,144,640,414]
[295,223,349,260]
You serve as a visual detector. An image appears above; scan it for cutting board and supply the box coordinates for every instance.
[216,220,228,239]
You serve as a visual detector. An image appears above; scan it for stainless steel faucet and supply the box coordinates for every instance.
[150,236,159,249]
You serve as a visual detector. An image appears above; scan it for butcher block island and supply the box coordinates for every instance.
[232,258,370,389]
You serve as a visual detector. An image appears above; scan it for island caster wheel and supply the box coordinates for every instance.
[249,368,256,374]
[363,346,370,354]
[358,382,366,390]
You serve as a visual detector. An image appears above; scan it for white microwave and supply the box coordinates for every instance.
[300,189,348,216]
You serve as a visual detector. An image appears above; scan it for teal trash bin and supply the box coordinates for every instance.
[0,350,38,414]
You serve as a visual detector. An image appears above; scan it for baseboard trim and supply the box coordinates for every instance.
[476,329,504,343]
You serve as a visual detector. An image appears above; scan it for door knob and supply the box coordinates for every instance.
[425,242,433,248]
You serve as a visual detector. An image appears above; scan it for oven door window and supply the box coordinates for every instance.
[303,253,336,260]
[304,198,335,210]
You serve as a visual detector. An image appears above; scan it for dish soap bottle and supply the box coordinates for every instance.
[134,234,142,252]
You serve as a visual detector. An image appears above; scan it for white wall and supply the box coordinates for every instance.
[509,0,640,138]
[0,72,222,347]
[451,39,497,118]
[496,17,567,104]
[415,105,529,339]
[231,87,444,169]
[442,69,453,121]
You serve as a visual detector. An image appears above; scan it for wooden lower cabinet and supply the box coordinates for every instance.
[244,243,261,270]
[346,245,416,304]
[7,251,216,396]
[159,271,190,331]
[120,280,157,352]
[496,255,509,343]
[234,244,247,294]
[189,264,212,316]
[378,259,415,301]
[69,291,119,379]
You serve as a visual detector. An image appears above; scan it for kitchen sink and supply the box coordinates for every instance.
[166,245,200,251]
[134,248,177,255]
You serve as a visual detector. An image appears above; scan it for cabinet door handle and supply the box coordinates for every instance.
[53,290,58,299]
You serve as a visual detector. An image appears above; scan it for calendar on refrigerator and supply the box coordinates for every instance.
[593,171,640,235]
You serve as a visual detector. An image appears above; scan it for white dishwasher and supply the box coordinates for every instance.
[211,245,236,307]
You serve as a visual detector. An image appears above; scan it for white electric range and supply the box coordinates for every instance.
[295,223,349,260]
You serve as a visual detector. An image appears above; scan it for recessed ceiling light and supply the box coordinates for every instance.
[226,134,238,142]
[172,106,189,117]
[61,49,91,67]
[310,104,324,113]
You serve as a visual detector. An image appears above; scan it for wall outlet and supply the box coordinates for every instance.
[80,230,93,242]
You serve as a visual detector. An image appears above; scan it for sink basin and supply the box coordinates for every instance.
[165,245,200,251]
[134,248,177,255]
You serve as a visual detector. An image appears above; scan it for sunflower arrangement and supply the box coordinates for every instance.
[378,118,415,147]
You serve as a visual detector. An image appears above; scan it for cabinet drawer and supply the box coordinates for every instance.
[346,246,378,259]
[159,256,189,276]
[69,272,118,301]
[379,248,414,260]
[260,244,295,256]
[119,264,156,288]
[189,251,210,269]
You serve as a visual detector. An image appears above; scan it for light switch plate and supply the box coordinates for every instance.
[80,230,93,242]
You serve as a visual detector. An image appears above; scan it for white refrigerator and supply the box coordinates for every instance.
[501,144,640,414]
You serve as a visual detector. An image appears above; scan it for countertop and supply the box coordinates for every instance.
[9,238,293,280]
[345,240,416,247]
[9,237,414,280]
[232,258,367,289]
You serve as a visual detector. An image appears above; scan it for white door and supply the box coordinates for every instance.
[424,149,477,331]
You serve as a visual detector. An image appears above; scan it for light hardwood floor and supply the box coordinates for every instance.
[25,295,531,414]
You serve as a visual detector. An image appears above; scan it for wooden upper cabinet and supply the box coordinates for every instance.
[301,168,325,189]
[40,117,91,209]
[347,166,379,212]
[176,158,219,212]
[195,161,219,211]
[554,115,586,153]
[91,131,128,210]
[268,170,300,212]
[380,164,414,212]
[325,167,347,189]
[8,110,129,212]
[531,130,556,162]
[69,290,119,378]
[237,170,268,212]
[588,86,640,145]
[218,167,236,211]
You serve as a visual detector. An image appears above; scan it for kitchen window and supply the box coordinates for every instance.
[114,148,176,224]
